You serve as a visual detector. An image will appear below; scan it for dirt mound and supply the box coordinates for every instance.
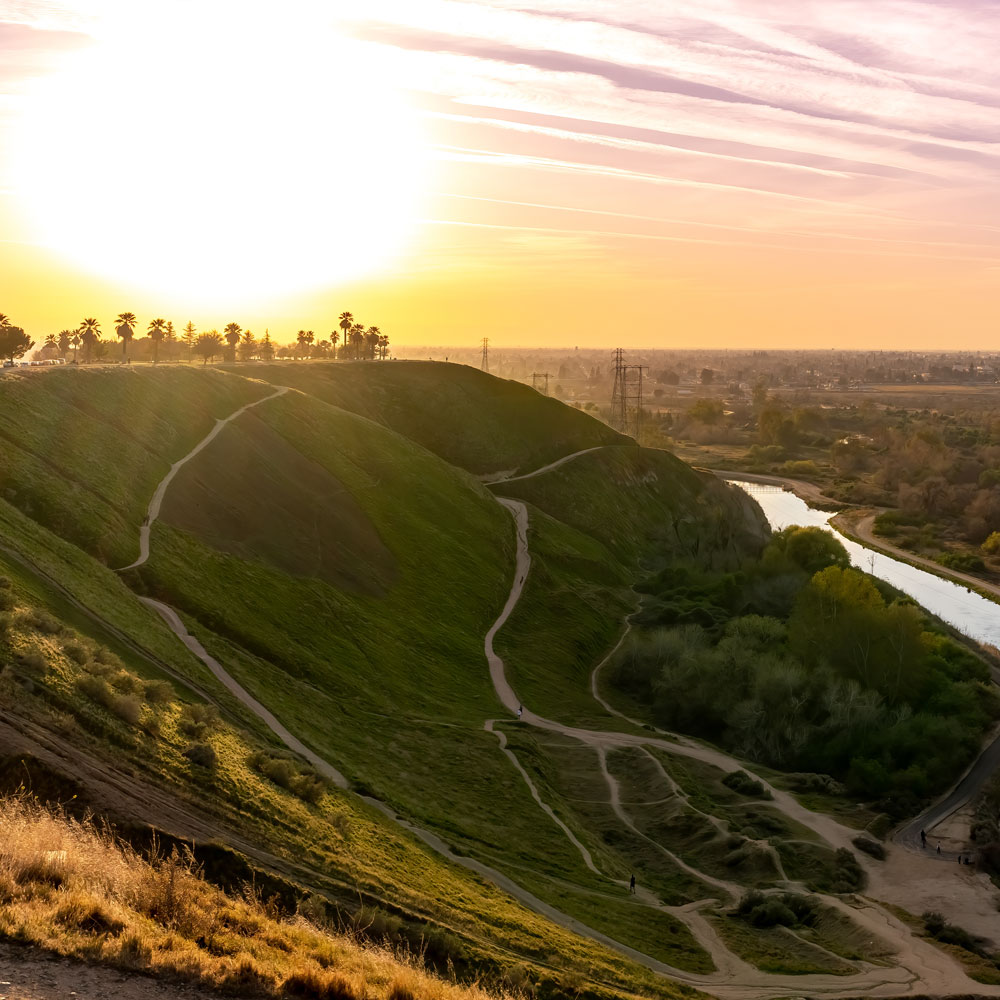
[160,413,395,594]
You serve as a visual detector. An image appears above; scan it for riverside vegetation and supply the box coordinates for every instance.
[1,362,999,997]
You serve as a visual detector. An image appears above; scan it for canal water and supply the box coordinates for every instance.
[729,480,1000,650]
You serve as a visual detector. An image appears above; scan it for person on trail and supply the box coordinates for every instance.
[936,843,941,854]
[629,874,636,894]
[920,829,927,847]
[517,704,523,719]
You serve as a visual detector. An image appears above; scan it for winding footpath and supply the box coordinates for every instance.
[116,409,1000,1000]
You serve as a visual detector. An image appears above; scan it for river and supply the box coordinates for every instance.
[729,480,1000,650]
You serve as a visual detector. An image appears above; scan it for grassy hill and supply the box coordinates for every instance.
[246,361,630,475]
[10,362,947,1000]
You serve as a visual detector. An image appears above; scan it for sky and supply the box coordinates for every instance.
[1,0,999,349]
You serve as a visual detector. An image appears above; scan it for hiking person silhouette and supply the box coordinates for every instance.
[629,874,636,894]
[920,829,926,847]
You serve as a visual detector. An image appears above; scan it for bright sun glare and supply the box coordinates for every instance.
[11,7,427,303]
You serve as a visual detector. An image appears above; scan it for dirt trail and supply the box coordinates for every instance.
[485,489,1000,997]
[485,447,606,486]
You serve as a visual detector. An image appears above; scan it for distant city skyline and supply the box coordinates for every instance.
[2,1,998,348]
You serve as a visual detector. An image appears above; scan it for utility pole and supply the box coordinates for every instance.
[480,337,490,373]
[609,349,646,438]
[530,372,551,396]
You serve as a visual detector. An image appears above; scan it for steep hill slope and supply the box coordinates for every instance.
[0,367,270,565]
[248,361,629,474]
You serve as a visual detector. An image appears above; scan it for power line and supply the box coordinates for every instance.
[530,372,551,396]
[481,337,490,373]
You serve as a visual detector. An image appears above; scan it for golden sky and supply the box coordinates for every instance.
[1,0,999,348]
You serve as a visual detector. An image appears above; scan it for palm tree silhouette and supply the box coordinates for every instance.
[330,330,340,357]
[365,326,381,360]
[148,318,166,363]
[338,312,353,354]
[79,318,101,362]
[116,312,137,360]
[224,323,242,361]
[70,332,80,362]
[350,322,364,359]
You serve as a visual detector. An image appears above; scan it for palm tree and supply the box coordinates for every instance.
[378,332,390,360]
[79,317,100,362]
[338,312,353,354]
[349,322,364,359]
[147,318,166,363]
[224,322,242,361]
[115,312,136,360]
[365,326,380,360]
[70,332,80,362]
[295,329,314,359]
[330,330,340,358]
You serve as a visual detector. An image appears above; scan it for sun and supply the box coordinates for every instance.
[10,9,428,304]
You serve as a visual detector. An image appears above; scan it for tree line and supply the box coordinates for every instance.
[0,309,389,366]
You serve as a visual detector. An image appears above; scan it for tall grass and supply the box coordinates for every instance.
[0,796,519,1000]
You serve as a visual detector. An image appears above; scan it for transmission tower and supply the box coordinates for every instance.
[480,337,490,372]
[609,349,646,439]
[530,372,551,396]
[610,348,626,432]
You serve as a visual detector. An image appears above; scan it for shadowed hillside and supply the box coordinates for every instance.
[247,361,630,474]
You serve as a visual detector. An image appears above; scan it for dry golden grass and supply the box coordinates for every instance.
[0,795,519,1000]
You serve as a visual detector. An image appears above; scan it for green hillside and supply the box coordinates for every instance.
[3,362,973,1000]
[247,361,629,474]
[0,367,269,565]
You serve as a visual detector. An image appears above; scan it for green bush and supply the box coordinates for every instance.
[722,770,771,799]
[184,742,217,769]
[142,679,174,704]
[179,702,220,739]
[852,836,886,860]
[61,641,91,665]
[111,694,142,726]
[0,591,15,612]
[937,551,986,573]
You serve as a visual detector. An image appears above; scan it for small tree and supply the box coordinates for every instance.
[238,329,256,362]
[258,332,274,361]
[182,321,197,361]
[982,531,1000,555]
[0,317,33,363]
[194,331,224,365]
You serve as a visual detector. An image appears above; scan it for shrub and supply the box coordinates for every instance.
[0,612,11,637]
[180,703,220,738]
[0,576,10,589]
[184,742,217,769]
[982,531,1000,555]
[143,679,174,704]
[18,608,61,634]
[831,847,866,893]
[62,642,90,665]
[852,836,886,860]
[735,890,818,929]
[0,591,15,612]
[922,911,988,956]
[722,770,771,799]
[283,968,359,1000]
[16,649,48,674]
[77,673,113,708]
[111,694,142,726]
[55,894,125,936]
[118,932,152,968]
[109,670,144,696]
[937,551,986,573]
